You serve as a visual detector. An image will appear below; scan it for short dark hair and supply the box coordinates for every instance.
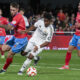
[44,13,52,20]
[10,2,19,9]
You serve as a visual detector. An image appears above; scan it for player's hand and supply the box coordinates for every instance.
[17,30,28,34]
[34,46,38,52]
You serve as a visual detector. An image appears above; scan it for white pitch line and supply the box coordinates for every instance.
[2,62,79,67]
[70,68,80,70]
[34,63,80,67]
[44,63,80,66]
[0,63,80,71]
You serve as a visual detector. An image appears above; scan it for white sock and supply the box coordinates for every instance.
[20,58,32,72]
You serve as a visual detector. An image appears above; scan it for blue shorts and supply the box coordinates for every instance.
[6,36,28,53]
[69,34,80,50]
[0,36,5,45]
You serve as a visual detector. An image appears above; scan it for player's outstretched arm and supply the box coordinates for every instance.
[27,25,36,33]
[0,24,13,30]
[19,25,36,34]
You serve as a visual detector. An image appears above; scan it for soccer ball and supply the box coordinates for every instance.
[27,66,37,76]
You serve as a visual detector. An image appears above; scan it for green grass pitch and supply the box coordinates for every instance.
[0,50,80,80]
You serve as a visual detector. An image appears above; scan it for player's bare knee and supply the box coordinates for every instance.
[7,50,15,58]
[2,46,6,51]
[68,46,74,52]
[2,45,11,51]
[67,49,72,53]
[28,54,34,59]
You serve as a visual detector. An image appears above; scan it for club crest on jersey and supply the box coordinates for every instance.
[14,43,19,47]
[14,45,16,47]
[12,21,16,24]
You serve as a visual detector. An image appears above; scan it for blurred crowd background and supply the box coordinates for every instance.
[0,0,80,35]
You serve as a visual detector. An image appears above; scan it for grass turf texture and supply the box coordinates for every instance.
[0,50,80,80]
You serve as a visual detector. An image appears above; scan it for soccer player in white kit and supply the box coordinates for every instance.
[19,8,39,64]
[18,13,54,75]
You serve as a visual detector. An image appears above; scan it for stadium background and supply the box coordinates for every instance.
[0,1,80,80]
[0,0,79,49]
[0,0,80,17]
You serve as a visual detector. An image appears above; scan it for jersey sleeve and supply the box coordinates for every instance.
[9,15,20,27]
[34,20,41,28]
[4,18,9,25]
[46,26,54,42]
[23,16,29,27]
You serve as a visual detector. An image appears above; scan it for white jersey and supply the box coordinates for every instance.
[23,15,29,27]
[24,19,54,57]
[29,19,54,45]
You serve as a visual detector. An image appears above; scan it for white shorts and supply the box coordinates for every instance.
[24,41,43,57]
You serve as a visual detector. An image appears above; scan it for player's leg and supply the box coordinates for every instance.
[59,34,77,69]
[0,36,16,73]
[20,50,28,56]
[0,37,28,74]
[33,48,43,65]
[18,41,34,75]
[34,56,40,65]
[76,37,80,57]
[18,47,43,75]
[1,35,14,59]
[65,46,74,65]
[2,44,11,51]
[18,55,32,75]
[0,37,15,74]
[0,44,4,58]
[58,45,74,70]
[1,44,11,59]
[0,50,15,74]
[0,38,13,59]
[0,36,5,58]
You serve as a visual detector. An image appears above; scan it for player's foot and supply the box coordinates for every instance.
[17,71,23,75]
[0,69,6,74]
[58,65,69,70]
[34,56,40,65]
[1,55,5,59]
